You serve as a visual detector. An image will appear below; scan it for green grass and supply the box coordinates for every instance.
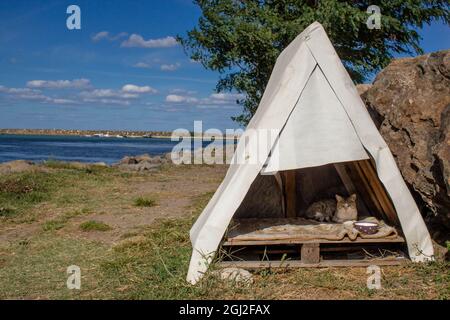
[0,206,16,218]
[0,235,111,299]
[91,190,450,299]
[42,219,66,231]
[98,192,228,299]
[1,210,448,299]
[42,210,87,232]
[79,220,112,232]
[0,191,222,299]
[0,165,448,300]
[43,159,112,174]
[0,172,54,216]
[43,159,81,170]
[0,167,114,221]
[134,196,157,207]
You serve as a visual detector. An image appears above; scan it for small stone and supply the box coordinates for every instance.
[217,267,253,284]
[120,156,138,165]
[135,154,152,162]
[92,162,108,167]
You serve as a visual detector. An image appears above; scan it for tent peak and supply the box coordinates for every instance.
[294,21,324,41]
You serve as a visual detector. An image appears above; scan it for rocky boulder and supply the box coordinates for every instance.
[360,50,450,233]
[113,154,168,171]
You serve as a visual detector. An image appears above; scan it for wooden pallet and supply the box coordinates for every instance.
[223,236,405,246]
[222,240,406,266]
[222,222,406,267]
[219,257,409,269]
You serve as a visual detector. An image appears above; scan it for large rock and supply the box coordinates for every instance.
[360,50,450,232]
[113,154,168,171]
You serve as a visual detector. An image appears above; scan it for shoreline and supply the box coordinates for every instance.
[0,129,240,140]
[0,128,171,138]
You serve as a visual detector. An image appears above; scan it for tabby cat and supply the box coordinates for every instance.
[332,194,358,223]
[305,194,358,223]
[305,199,336,222]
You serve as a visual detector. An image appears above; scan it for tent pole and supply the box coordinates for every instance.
[357,160,399,225]
[334,163,357,193]
[334,162,370,215]
[284,170,297,218]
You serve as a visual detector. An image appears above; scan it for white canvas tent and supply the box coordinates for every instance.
[187,22,434,284]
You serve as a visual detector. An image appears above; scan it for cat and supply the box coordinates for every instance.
[305,194,358,223]
[305,199,336,222]
[332,194,358,223]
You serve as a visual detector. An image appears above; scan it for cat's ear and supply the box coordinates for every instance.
[335,194,343,202]
[349,194,357,201]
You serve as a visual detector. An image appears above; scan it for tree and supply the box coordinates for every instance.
[179,0,449,126]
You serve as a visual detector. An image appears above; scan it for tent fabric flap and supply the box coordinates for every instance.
[263,67,369,173]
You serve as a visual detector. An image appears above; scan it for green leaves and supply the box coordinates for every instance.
[180,0,450,126]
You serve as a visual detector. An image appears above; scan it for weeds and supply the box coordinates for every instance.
[0,207,16,218]
[0,172,56,218]
[0,164,448,300]
[134,196,157,207]
[42,210,87,231]
[80,220,112,232]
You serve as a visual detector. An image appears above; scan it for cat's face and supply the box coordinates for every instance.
[335,194,357,210]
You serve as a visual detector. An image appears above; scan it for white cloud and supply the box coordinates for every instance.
[166,108,181,112]
[80,89,138,100]
[91,31,128,42]
[163,91,243,110]
[91,31,109,42]
[51,98,77,104]
[27,78,91,89]
[197,93,244,107]
[1,87,38,94]
[160,63,180,71]
[80,89,125,99]
[0,85,77,104]
[165,94,198,103]
[79,84,157,106]
[197,105,220,109]
[1,80,159,107]
[83,98,130,106]
[170,88,197,95]
[122,84,157,94]
[121,35,178,48]
[133,62,151,69]
[209,93,245,101]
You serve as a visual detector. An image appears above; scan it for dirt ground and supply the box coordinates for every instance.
[0,163,227,244]
[0,161,448,300]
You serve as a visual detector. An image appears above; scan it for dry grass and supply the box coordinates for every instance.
[0,162,448,300]
[79,220,112,232]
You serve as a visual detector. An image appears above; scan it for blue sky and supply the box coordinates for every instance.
[0,0,448,131]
